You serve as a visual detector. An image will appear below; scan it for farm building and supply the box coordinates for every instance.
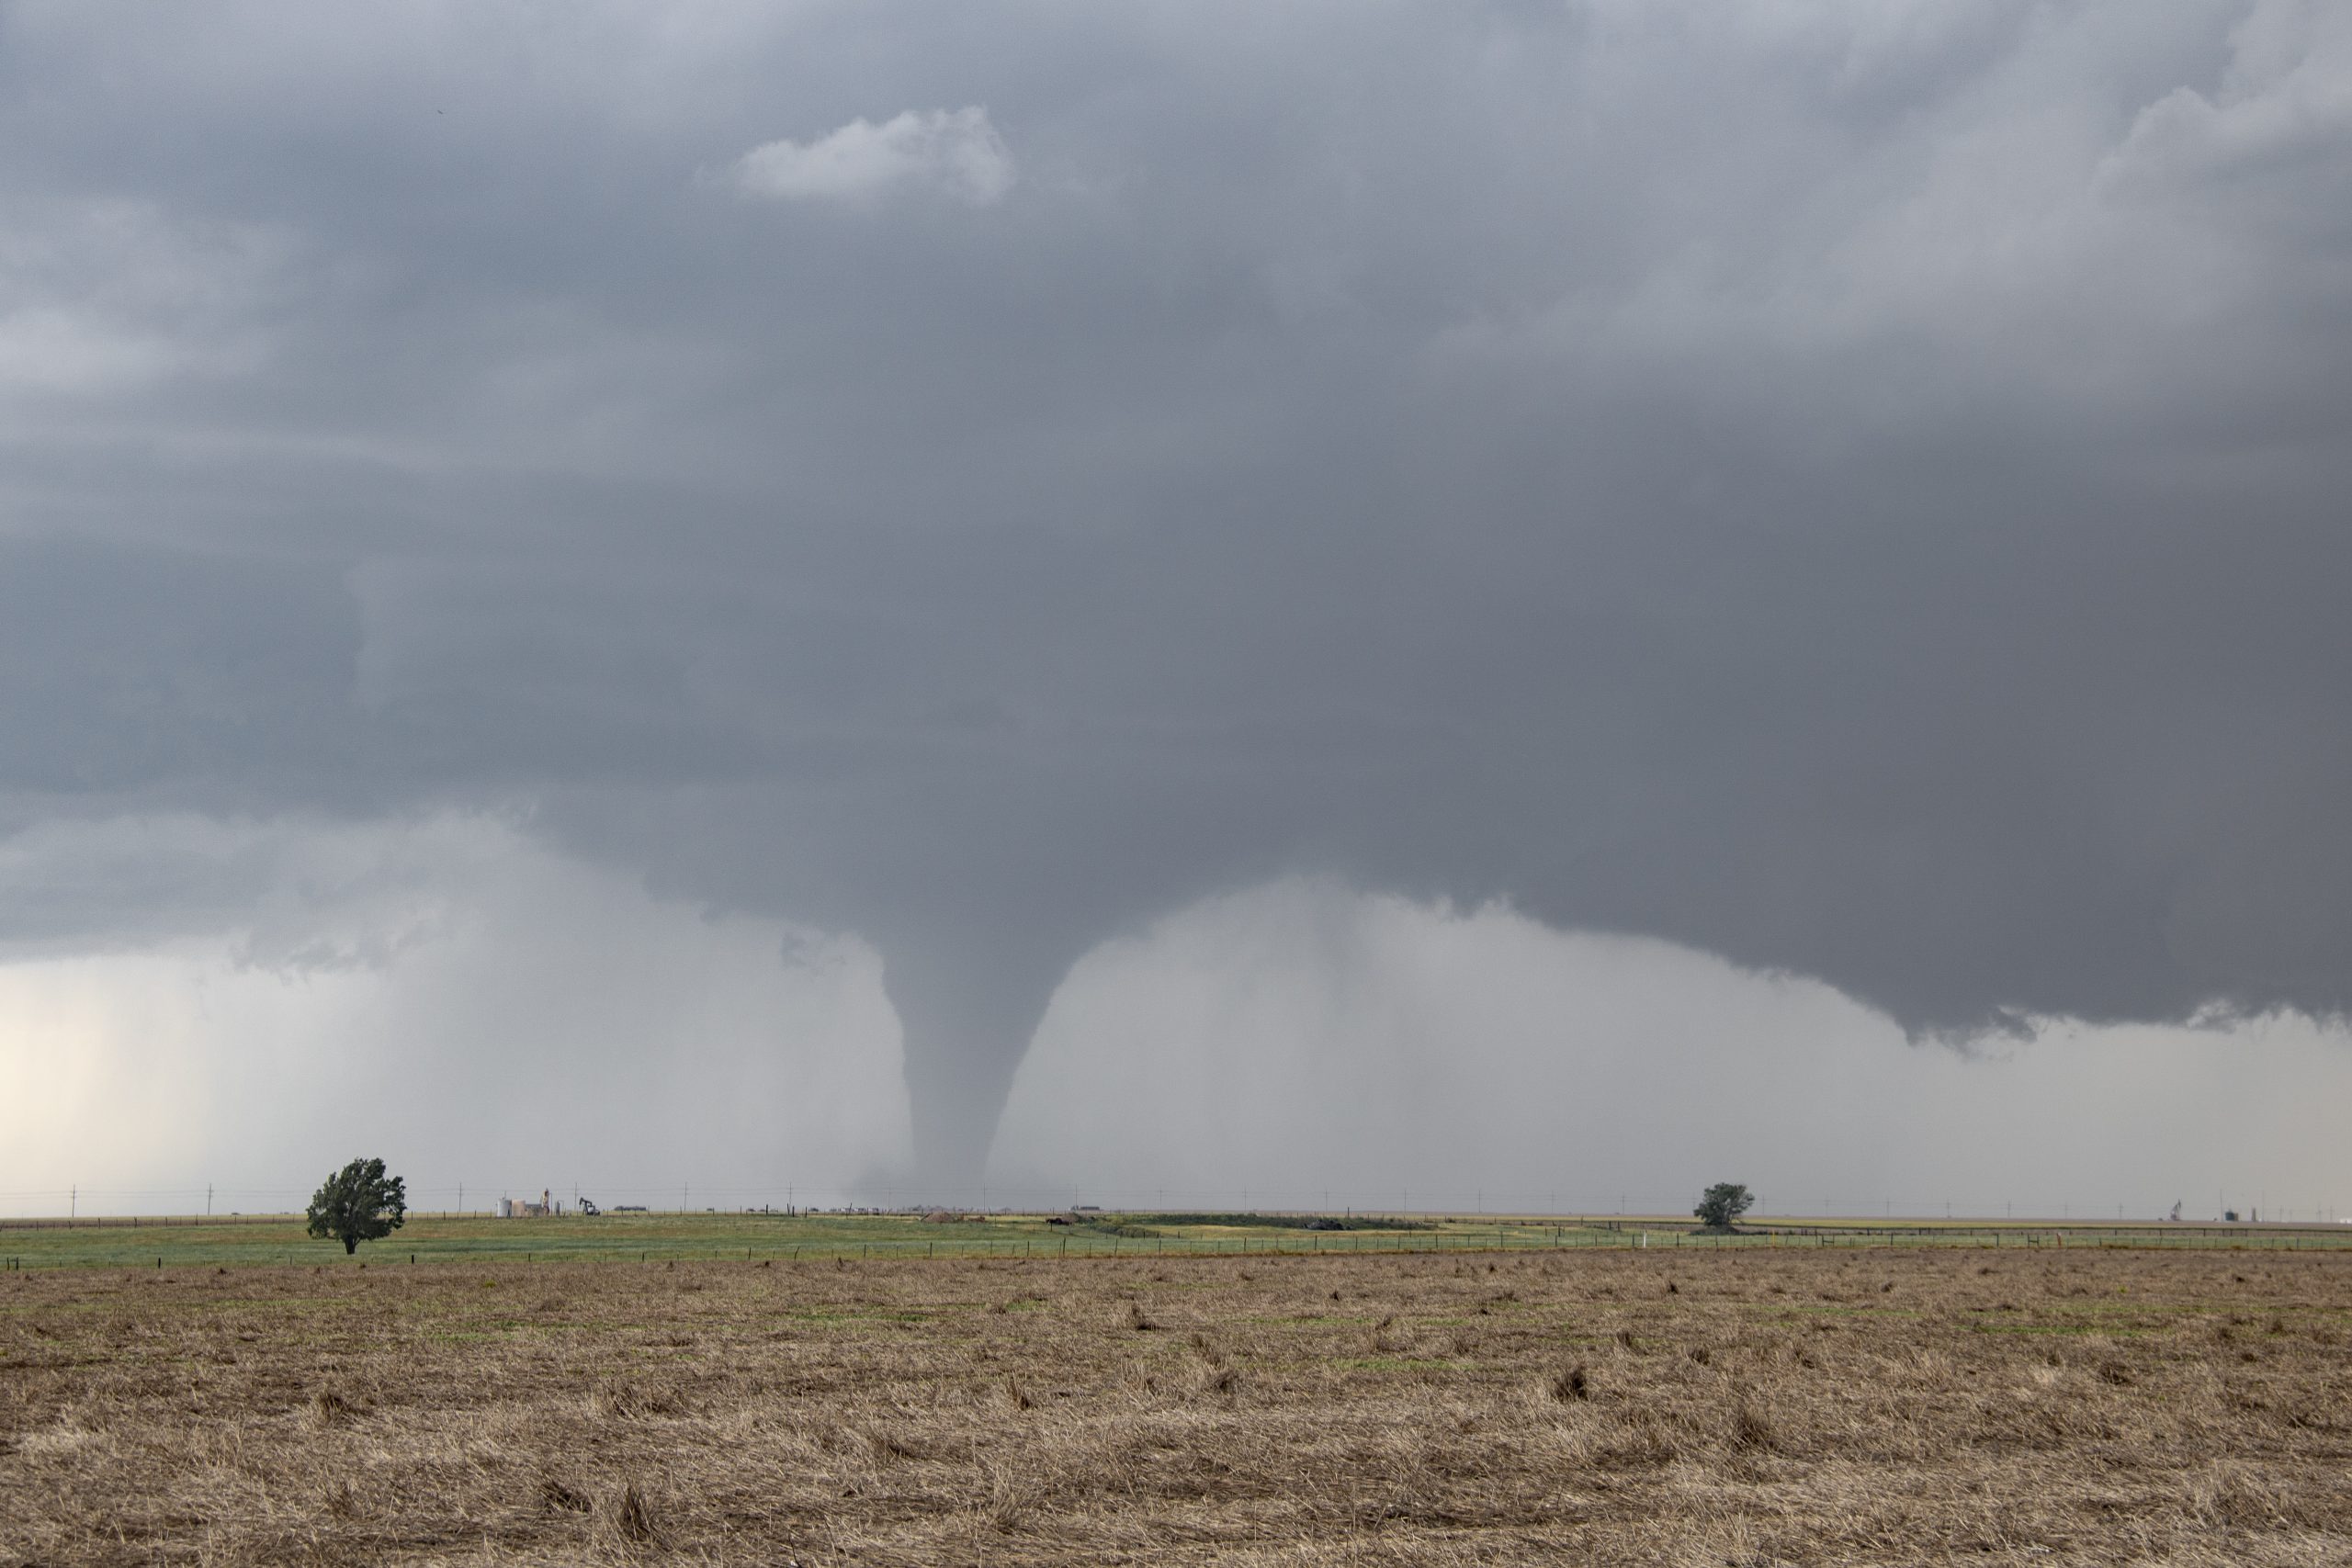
[497,1190,562,1218]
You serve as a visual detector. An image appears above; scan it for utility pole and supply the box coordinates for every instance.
[207,1184,213,1218]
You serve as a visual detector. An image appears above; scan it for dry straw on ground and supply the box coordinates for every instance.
[4,1247,2349,1564]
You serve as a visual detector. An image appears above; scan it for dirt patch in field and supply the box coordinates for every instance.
[3,1248,2348,1563]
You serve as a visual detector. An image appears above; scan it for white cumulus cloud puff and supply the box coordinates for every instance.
[729,106,1013,205]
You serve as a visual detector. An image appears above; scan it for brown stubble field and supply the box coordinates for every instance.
[4,1247,2349,1566]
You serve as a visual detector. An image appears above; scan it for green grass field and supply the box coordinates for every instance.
[4,1209,2347,1272]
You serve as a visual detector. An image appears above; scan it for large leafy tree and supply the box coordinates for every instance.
[1693,1182,1754,1231]
[307,1157,407,1255]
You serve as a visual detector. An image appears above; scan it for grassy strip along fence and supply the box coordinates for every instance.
[5,1213,2350,1272]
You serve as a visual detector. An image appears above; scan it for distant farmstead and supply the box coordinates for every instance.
[496,1189,598,1218]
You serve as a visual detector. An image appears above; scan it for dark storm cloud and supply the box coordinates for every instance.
[0,538,356,795]
[4,1,2349,1173]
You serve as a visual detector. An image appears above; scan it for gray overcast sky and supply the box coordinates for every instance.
[4,2,2349,1200]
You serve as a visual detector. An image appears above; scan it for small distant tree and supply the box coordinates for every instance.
[1694,1182,1754,1231]
[307,1157,407,1256]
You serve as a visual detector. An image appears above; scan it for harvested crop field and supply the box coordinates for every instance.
[5,1247,2349,1565]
